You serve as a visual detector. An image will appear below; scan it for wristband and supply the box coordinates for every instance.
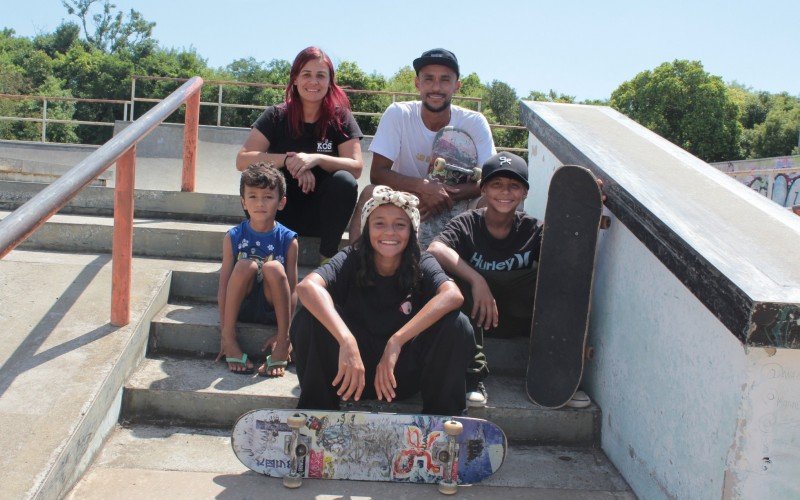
[282,154,288,168]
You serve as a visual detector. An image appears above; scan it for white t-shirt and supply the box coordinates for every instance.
[369,101,496,179]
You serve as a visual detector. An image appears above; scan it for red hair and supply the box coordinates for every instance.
[284,47,352,140]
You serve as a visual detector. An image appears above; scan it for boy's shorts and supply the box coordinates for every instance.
[458,267,537,338]
[237,278,277,325]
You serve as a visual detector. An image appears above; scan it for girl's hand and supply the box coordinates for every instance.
[285,152,317,178]
[297,170,316,194]
[332,337,365,401]
[375,338,401,402]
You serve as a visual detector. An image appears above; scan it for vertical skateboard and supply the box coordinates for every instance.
[419,126,481,246]
[526,165,605,408]
[231,408,506,495]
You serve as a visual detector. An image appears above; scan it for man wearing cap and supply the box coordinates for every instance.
[428,152,540,407]
[348,48,496,243]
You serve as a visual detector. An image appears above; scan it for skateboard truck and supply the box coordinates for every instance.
[437,420,463,495]
[283,413,307,489]
[433,157,482,182]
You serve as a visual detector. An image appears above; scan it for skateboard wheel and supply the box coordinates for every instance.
[443,420,463,436]
[472,167,482,182]
[287,414,305,429]
[600,215,611,229]
[438,481,458,495]
[283,474,302,489]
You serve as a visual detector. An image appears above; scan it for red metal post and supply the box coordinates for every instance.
[181,90,200,192]
[111,146,136,326]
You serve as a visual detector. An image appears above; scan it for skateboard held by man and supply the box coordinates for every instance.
[231,408,507,495]
[526,165,606,409]
[419,126,481,246]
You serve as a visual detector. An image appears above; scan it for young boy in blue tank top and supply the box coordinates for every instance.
[216,163,298,376]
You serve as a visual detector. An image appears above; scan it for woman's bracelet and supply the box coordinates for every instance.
[282,154,287,168]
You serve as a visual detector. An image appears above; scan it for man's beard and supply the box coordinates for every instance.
[422,96,451,113]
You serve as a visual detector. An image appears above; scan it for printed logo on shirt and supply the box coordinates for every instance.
[468,251,532,271]
[317,139,334,153]
[399,295,412,315]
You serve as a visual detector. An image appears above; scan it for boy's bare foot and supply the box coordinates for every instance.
[215,339,254,374]
[259,335,291,377]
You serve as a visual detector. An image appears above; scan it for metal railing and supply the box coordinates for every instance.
[0,76,527,152]
[0,94,130,142]
[129,75,527,153]
[0,77,204,326]
[129,75,484,123]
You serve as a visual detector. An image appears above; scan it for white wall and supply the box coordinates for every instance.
[526,126,800,499]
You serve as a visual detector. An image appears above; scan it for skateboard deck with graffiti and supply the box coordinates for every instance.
[231,408,506,492]
[420,126,481,246]
[526,165,604,408]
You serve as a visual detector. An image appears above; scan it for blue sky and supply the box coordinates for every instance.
[5,0,799,101]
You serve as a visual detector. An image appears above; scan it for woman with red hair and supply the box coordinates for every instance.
[237,47,363,262]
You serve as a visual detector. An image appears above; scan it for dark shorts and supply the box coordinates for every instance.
[237,278,277,325]
[458,267,537,338]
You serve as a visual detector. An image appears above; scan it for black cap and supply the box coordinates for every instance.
[480,152,529,189]
[413,48,459,78]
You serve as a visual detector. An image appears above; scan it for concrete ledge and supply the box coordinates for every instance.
[68,425,631,498]
[0,257,170,498]
[1,210,329,267]
[122,357,598,444]
[150,301,528,377]
[520,101,800,348]
[0,181,241,222]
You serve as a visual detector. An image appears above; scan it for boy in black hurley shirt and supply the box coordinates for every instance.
[428,152,541,408]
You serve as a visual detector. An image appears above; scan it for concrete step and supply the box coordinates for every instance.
[1,210,325,267]
[168,265,318,303]
[150,301,529,377]
[0,180,241,222]
[121,356,599,445]
[68,424,632,499]
[0,254,171,499]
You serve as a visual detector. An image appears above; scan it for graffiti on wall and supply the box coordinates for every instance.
[712,156,800,208]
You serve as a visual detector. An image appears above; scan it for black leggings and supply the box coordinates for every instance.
[276,169,357,258]
[290,306,476,415]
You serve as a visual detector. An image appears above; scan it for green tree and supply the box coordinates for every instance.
[750,93,800,158]
[482,80,529,156]
[525,89,576,104]
[610,60,742,162]
[335,60,387,134]
[384,66,416,97]
[61,0,155,56]
[217,57,289,127]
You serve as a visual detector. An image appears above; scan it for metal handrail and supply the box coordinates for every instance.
[0,76,204,326]
[0,93,131,141]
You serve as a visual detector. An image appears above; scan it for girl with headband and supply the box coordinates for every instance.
[291,186,476,415]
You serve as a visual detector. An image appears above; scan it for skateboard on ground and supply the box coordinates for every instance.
[419,126,481,246]
[526,165,606,408]
[231,408,507,494]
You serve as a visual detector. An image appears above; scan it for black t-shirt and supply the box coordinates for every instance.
[251,105,363,159]
[434,208,542,273]
[315,246,451,340]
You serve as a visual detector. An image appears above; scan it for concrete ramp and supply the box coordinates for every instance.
[0,254,171,499]
[520,101,800,499]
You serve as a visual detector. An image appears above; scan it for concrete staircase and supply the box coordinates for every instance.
[1,180,633,498]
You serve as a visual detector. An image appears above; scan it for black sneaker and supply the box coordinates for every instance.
[466,382,488,408]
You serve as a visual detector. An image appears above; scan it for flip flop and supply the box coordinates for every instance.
[225,353,254,375]
[258,354,288,377]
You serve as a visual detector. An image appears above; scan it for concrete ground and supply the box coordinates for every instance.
[67,425,633,499]
[0,250,216,498]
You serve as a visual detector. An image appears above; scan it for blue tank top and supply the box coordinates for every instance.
[227,220,297,266]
